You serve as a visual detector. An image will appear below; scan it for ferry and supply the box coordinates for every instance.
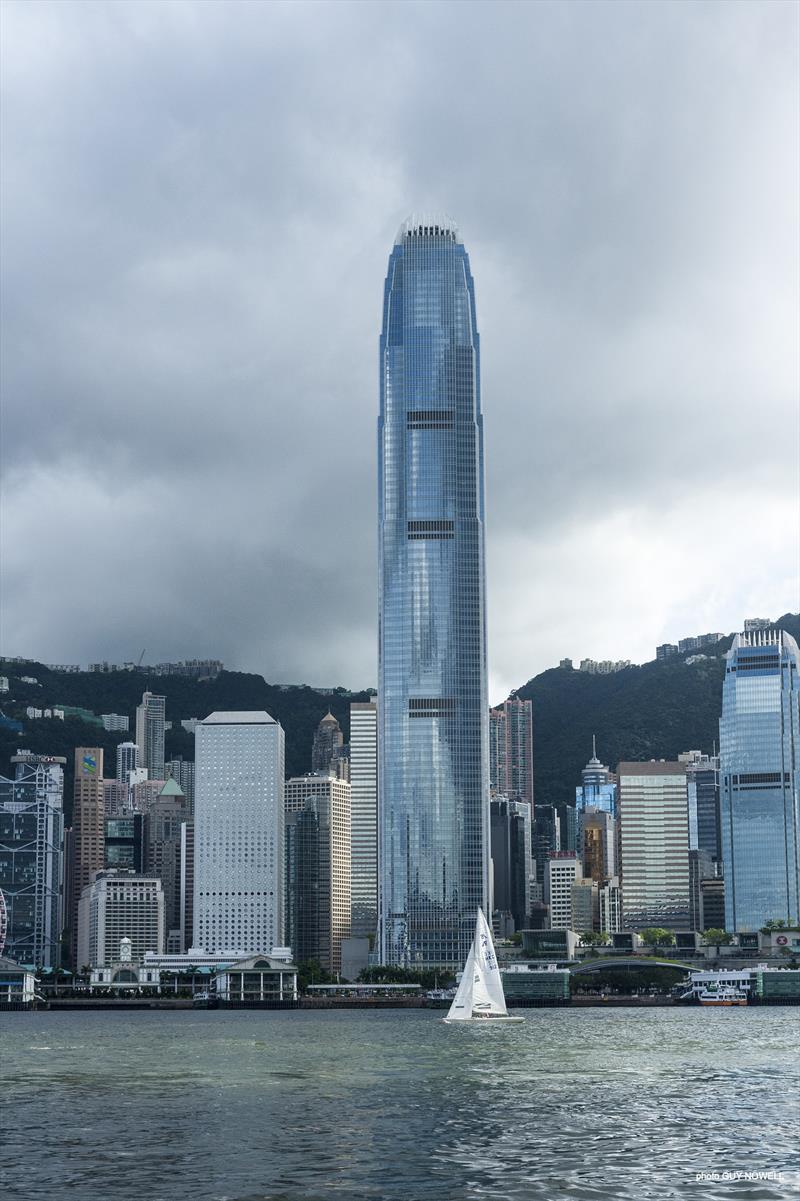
[697,985,747,1007]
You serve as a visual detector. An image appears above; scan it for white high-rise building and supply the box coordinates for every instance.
[545,853,582,930]
[116,742,139,785]
[349,701,377,940]
[618,761,690,931]
[193,711,284,954]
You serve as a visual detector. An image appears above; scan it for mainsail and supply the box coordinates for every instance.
[445,908,511,1021]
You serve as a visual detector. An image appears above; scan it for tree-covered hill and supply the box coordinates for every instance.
[514,612,799,805]
[0,663,372,819]
[2,612,796,819]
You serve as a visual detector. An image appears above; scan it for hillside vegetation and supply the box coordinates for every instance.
[2,613,797,817]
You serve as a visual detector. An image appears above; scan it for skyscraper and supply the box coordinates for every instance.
[489,695,534,808]
[378,214,489,968]
[0,752,65,967]
[719,629,800,931]
[349,701,378,940]
[194,712,284,954]
[311,711,346,777]
[145,778,188,952]
[575,739,617,817]
[71,747,105,965]
[618,761,690,931]
[284,773,351,974]
[116,741,139,785]
[489,796,531,934]
[135,692,166,781]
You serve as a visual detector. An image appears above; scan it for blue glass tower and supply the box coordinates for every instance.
[719,629,800,931]
[378,215,489,967]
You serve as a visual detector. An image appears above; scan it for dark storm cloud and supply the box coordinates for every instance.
[2,0,797,697]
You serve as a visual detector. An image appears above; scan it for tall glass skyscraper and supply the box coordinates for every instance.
[719,629,800,932]
[378,215,489,968]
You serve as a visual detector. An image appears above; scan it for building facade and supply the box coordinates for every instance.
[377,215,489,969]
[311,712,346,776]
[116,741,140,785]
[193,712,284,954]
[575,739,617,817]
[77,871,164,967]
[349,701,377,940]
[545,853,582,931]
[719,629,800,931]
[135,692,166,781]
[104,813,145,872]
[145,778,188,951]
[489,796,531,933]
[0,753,65,967]
[489,695,534,808]
[618,761,690,930]
[284,774,351,974]
[71,748,105,964]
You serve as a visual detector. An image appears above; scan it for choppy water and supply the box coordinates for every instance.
[1,1007,798,1200]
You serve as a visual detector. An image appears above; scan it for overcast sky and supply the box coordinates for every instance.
[2,0,798,701]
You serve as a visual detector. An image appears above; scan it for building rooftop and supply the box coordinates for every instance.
[395,213,460,244]
[201,711,278,725]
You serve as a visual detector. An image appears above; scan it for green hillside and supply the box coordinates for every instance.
[2,612,797,819]
[515,612,800,805]
[0,665,371,821]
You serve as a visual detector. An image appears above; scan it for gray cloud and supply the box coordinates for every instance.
[2,0,797,700]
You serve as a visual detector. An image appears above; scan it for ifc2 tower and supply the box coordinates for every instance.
[378,215,490,968]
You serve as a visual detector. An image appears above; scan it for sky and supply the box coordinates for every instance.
[1,0,798,702]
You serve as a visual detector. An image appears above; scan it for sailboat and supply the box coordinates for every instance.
[444,907,524,1024]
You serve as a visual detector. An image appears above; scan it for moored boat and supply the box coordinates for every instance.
[698,985,747,1007]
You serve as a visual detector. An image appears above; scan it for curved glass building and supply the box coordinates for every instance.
[378,215,489,967]
[719,628,800,931]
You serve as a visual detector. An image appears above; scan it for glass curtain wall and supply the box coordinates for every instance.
[378,215,489,968]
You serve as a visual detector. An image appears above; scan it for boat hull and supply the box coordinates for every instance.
[699,999,747,1007]
[443,1014,525,1024]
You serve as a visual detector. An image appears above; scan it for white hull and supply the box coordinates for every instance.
[443,1014,524,1024]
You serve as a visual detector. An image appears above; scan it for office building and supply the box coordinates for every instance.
[545,853,582,930]
[104,813,145,872]
[116,742,139,785]
[685,752,721,862]
[103,779,128,816]
[284,774,351,974]
[700,876,726,931]
[719,629,800,931]
[580,807,617,884]
[131,778,165,814]
[145,778,188,952]
[0,752,65,967]
[575,739,617,817]
[489,695,534,808]
[618,761,690,930]
[378,215,489,968]
[555,802,577,854]
[349,701,377,940]
[490,796,532,934]
[571,878,599,933]
[71,748,105,964]
[194,712,284,954]
[599,877,622,934]
[311,711,345,776]
[533,805,560,886]
[180,819,194,953]
[135,692,166,781]
[165,757,195,811]
[77,870,164,967]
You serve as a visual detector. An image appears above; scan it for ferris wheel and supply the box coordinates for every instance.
[0,889,6,958]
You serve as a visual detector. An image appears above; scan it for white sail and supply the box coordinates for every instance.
[446,942,476,1021]
[445,908,513,1021]
[473,908,508,1016]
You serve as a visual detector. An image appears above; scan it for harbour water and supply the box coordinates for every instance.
[2,1007,797,1200]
